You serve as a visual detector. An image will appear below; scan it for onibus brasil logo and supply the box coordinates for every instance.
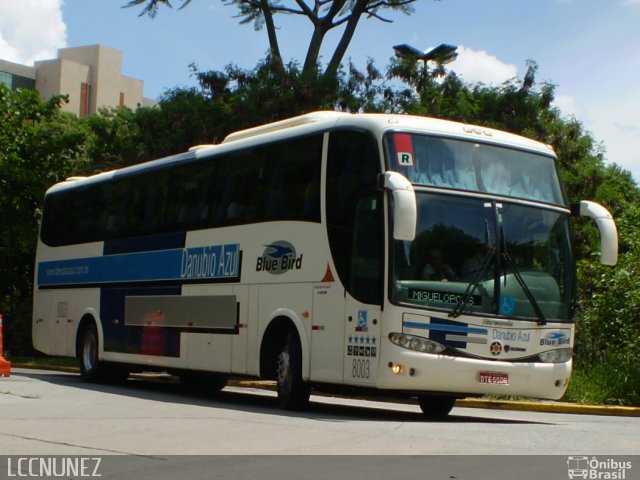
[567,456,632,479]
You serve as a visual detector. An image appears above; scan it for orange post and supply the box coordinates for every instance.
[0,313,12,377]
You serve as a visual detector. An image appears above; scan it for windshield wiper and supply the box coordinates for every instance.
[500,251,547,326]
[449,246,495,319]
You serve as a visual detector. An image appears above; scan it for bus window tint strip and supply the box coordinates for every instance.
[41,135,323,247]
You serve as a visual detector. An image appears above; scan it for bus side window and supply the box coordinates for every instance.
[327,130,382,304]
[265,136,322,222]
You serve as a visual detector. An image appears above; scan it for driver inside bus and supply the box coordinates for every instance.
[422,248,457,282]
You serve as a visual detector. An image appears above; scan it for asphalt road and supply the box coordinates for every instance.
[0,369,638,480]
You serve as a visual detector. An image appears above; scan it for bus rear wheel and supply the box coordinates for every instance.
[77,323,128,383]
[276,330,310,410]
[78,324,101,382]
[417,395,456,419]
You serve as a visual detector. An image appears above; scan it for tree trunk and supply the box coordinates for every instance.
[323,0,368,78]
[302,22,327,75]
[261,0,283,69]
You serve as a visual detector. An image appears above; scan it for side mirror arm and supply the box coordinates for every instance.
[572,200,618,266]
[379,172,417,241]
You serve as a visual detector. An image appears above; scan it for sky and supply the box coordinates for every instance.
[1,0,639,182]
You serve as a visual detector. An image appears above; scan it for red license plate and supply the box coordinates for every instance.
[479,371,510,385]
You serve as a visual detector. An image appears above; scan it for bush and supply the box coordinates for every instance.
[570,203,640,405]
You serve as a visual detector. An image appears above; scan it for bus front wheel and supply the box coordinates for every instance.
[276,330,310,410]
[417,395,456,419]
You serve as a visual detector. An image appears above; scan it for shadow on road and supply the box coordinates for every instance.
[14,369,553,425]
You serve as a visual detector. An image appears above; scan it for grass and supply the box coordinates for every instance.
[564,361,640,406]
[9,356,77,370]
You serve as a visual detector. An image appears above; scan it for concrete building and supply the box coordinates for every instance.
[0,59,36,91]
[0,44,155,116]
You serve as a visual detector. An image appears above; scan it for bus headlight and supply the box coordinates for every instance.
[389,333,445,354]
[538,348,573,363]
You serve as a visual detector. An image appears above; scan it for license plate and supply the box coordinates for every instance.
[479,371,509,385]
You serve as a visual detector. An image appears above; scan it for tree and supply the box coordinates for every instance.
[124,0,418,77]
[568,201,640,405]
[0,85,86,354]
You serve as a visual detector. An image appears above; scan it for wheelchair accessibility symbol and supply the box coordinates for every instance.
[499,296,515,316]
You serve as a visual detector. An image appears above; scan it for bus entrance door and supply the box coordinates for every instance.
[310,268,345,383]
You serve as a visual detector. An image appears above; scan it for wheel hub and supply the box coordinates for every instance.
[83,334,96,371]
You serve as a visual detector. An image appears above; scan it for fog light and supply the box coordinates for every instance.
[391,363,403,374]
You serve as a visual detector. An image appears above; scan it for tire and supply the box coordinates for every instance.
[180,372,228,393]
[78,323,128,383]
[78,323,101,382]
[417,395,456,419]
[275,330,310,410]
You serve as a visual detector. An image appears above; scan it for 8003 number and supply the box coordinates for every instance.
[352,359,370,379]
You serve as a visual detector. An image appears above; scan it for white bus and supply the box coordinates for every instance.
[33,111,618,417]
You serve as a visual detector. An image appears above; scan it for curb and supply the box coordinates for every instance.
[11,364,640,417]
[455,398,640,417]
[12,363,79,374]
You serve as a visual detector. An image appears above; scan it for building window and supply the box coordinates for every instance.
[119,92,125,107]
[0,71,12,88]
[80,82,89,116]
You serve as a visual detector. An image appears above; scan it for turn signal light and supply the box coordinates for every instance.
[390,363,403,374]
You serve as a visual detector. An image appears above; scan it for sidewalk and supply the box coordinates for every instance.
[12,363,640,417]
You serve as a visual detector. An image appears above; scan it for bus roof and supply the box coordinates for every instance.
[45,111,555,195]
[221,111,553,158]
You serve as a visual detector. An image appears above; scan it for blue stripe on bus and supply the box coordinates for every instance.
[37,243,241,287]
[402,321,488,335]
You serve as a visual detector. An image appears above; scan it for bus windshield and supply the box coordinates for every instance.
[392,193,575,322]
[384,132,566,206]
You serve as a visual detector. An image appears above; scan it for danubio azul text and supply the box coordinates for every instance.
[181,244,240,280]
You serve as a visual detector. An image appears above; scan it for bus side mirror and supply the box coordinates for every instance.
[379,172,417,241]
[572,200,618,266]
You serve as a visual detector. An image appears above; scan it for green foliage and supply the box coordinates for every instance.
[77,106,145,173]
[193,59,338,120]
[0,85,86,355]
[124,0,192,18]
[566,203,640,405]
[139,88,222,156]
[564,359,640,406]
